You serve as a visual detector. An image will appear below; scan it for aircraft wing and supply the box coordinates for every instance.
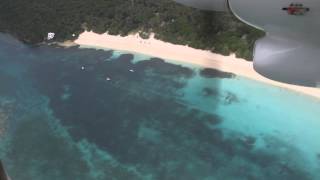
[174,0,320,87]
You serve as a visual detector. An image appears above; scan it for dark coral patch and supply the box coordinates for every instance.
[202,87,218,97]
[224,92,239,105]
[136,58,194,78]
[200,68,235,79]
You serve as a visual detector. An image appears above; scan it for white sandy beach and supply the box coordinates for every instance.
[69,31,320,99]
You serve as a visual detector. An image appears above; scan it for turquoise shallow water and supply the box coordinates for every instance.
[0,33,320,179]
[183,74,320,169]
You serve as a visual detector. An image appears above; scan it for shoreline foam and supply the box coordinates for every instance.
[68,31,320,99]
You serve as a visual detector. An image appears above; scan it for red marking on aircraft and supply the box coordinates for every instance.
[282,3,310,15]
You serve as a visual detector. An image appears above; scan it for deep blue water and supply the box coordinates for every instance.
[0,33,320,180]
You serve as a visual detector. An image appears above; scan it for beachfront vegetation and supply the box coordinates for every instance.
[0,0,264,60]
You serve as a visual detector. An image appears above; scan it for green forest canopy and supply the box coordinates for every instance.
[0,0,264,60]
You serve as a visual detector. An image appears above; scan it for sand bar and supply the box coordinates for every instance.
[69,31,320,99]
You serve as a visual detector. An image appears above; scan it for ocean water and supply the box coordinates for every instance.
[0,33,319,180]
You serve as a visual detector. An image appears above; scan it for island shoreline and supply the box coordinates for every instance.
[62,31,320,99]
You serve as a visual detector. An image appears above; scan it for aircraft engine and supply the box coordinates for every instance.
[174,0,320,87]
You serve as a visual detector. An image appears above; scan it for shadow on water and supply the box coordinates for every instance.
[0,32,318,180]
